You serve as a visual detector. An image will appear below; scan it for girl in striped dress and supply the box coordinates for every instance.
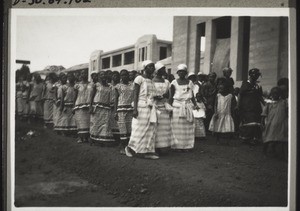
[169,64,199,151]
[52,73,64,133]
[56,73,77,135]
[110,71,121,142]
[114,69,134,154]
[21,74,32,121]
[89,71,115,145]
[42,72,58,127]
[125,60,158,160]
[29,73,44,122]
[73,70,90,143]
[152,62,172,154]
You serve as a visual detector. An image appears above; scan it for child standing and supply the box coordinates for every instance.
[261,87,288,159]
[209,83,236,144]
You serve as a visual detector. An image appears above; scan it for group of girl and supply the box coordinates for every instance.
[16,62,288,160]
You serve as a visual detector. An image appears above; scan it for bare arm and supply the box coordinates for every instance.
[169,84,175,105]
[132,83,140,118]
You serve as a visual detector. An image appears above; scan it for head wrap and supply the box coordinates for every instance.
[222,67,233,73]
[90,70,99,75]
[187,72,196,78]
[155,62,165,71]
[142,60,154,69]
[248,68,261,76]
[197,71,205,76]
[177,64,188,73]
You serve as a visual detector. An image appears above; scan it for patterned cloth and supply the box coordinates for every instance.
[90,83,114,142]
[110,84,119,135]
[116,83,134,140]
[209,93,235,133]
[170,80,195,149]
[128,76,156,153]
[74,82,91,134]
[195,102,206,138]
[43,81,55,124]
[261,99,288,143]
[29,82,44,118]
[153,80,172,148]
[52,82,61,128]
[55,84,77,131]
[239,80,263,140]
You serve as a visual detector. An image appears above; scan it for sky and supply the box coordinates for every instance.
[16,15,173,71]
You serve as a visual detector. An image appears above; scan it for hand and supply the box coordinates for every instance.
[114,113,118,121]
[132,109,138,119]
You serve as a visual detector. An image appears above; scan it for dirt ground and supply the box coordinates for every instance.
[14,120,288,207]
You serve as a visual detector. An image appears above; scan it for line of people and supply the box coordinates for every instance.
[15,62,289,160]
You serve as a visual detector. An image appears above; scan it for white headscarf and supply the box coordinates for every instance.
[155,62,165,72]
[177,64,188,72]
[142,60,154,69]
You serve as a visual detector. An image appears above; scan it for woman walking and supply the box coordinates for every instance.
[125,60,158,159]
[28,73,44,122]
[152,62,172,154]
[169,64,199,151]
[239,68,265,145]
[89,71,115,145]
[110,71,121,142]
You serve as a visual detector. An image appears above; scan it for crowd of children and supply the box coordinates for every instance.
[15,63,289,160]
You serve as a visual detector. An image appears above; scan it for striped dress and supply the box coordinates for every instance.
[52,82,61,128]
[127,76,156,154]
[90,83,115,142]
[110,84,120,136]
[55,84,77,131]
[43,81,55,124]
[73,82,91,135]
[170,80,195,149]
[115,83,134,141]
[153,80,172,148]
[29,82,44,119]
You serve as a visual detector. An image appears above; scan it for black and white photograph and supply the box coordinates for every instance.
[7,7,296,211]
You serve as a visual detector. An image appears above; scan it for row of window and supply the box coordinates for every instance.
[99,46,168,69]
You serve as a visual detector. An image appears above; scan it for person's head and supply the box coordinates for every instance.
[176,64,188,79]
[233,87,240,96]
[208,72,217,83]
[277,78,288,99]
[90,70,98,83]
[48,72,58,83]
[67,73,76,84]
[112,71,120,84]
[223,67,233,78]
[129,70,137,81]
[187,72,197,83]
[270,87,281,101]
[106,70,113,83]
[98,71,107,83]
[155,62,166,77]
[120,69,129,84]
[248,68,261,82]
[80,70,88,82]
[218,83,228,95]
[142,60,155,76]
[262,90,270,99]
[59,73,67,84]
[197,72,206,83]
[33,73,42,84]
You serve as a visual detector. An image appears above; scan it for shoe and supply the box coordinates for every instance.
[125,146,133,157]
[144,154,159,160]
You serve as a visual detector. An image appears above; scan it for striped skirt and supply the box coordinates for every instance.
[110,108,120,136]
[155,106,172,148]
[43,99,54,124]
[90,107,115,142]
[128,106,156,154]
[117,110,133,140]
[55,106,77,131]
[195,118,206,138]
[75,108,90,134]
[53,104,59,127]
[171,107,195,149]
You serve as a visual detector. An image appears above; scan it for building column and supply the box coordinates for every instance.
[109,56,113,69]
[203,20,216,74]
[121,53,125,66]
[230,17,244,82]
